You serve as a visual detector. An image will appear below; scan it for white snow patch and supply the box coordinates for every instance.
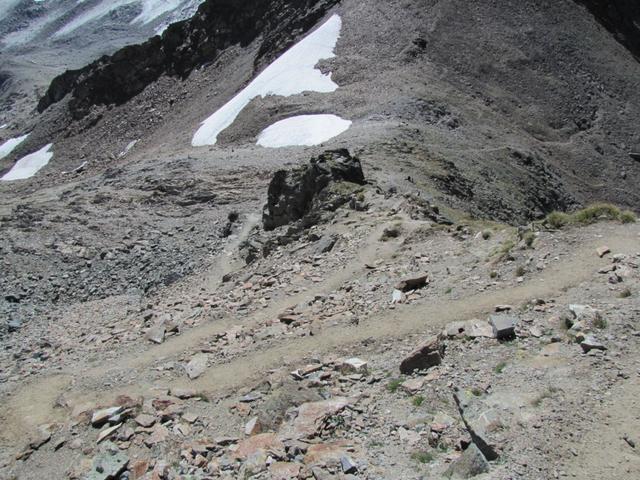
[257,114,351,148]
[192,14,342,147]
[0,124,7,129]
[1,143,54,181]
[132,0,183,24]
[0,134,29,160]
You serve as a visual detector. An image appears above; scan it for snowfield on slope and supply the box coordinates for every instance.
[257,114,351,148]
[0,134,29,160]
[192,14,343,147]
[1,143,54,181]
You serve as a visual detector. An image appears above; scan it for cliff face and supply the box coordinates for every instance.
[37,0,340,119]
[576,0,640,59]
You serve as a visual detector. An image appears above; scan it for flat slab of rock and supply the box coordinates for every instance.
[269,462,302,480]
[340,358,368,374]
[288,397,350,439]
[444,319,494,339]
[185,353,209,380]
[400,336,443,374]
[454,390,503,461]
[401,377,425,394]
[489,315,517,340]
[91,407,123,427]
[303,440,354,467]
[444,443,489,479]
[597,246,611,258]
[580,335,607,353]
[86,446,128,480]
[233,433,285,460]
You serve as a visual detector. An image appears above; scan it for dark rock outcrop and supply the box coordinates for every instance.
[575,0,640,60]
[38,0,340,119]
[262,149,365,231]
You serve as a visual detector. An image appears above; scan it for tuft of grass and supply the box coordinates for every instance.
[522,231,535,248]
[445,287,453,294]
[620,210,637,224]
[387,378,403,393]
[490,271,498,279]
[515,266,526,277]
[593,315,608,329]
[619,288,632,298]
[470,387,484,397]
[411,450,435,464]
[545,211,570,229]
[531,386,561,407]
[412,395,425,407]
[482,230,492,240]
[494,361,507,374]
[545,203,636,229]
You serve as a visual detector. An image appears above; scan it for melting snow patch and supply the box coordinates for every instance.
[257,114,351,148]
[1,143,54,181]
[192,14,342,147]
[0,133,29,160]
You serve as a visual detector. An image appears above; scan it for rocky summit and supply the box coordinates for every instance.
[0,1,639,480]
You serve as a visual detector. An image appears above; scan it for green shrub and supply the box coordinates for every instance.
[387,378,403,393]
[494,361,507,374]
[522,231,535,248]
[412,395,425,407]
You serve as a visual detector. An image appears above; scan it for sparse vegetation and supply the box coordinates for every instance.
[490,270,498,279]
[532,386,561,407]
[482,230,492,240]
[515,266,526,277]
[387,378,403,393]
[494,361,507,374]
[471,387,484,397]
[522,231,535,248]
[412,395,425,407]
[619,288,632,298]
[445,287,453,294]
[593,315,608,329]
[411,450,435,464]
[544,203,636,229]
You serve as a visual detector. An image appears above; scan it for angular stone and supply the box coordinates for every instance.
[580,335,607,353]
[314,235,338,255]
[97,423,121,444]
[454,390,502,461]
[91,407,123,427]
[340,358,368,375]
[130,459,149,480]
[400,336,443,374]
[185,353,208,380]
[144,424,169,447]
[303,441,352,467]
[170,388,198,399]
[134,414,156,428]
[245,416,263,436]
[395,274,429,292]
[401,377,425,394]
[597,246,611,258]
[233,433,285,460]
[269,462,302,480]
[444,319,493,339]
[145,325,165,344]
[489,315,517,340]
[85,446,128,480]
[340,455,358,474]
[444,443,490,479]
[288,398,350,439]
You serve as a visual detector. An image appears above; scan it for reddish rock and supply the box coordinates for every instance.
[130,459,149,480]
[290,398,350,439]
[269,462,302,479]
[233,433,285,460]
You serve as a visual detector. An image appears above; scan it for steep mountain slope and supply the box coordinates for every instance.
[4,0,640,222]
[1,2,640,479]
[0,0,205,123]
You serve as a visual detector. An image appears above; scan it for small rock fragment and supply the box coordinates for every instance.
[597,246,611,258]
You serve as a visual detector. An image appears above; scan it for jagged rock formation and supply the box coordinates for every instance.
[37,0,340,119]
[262,149,365,231]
